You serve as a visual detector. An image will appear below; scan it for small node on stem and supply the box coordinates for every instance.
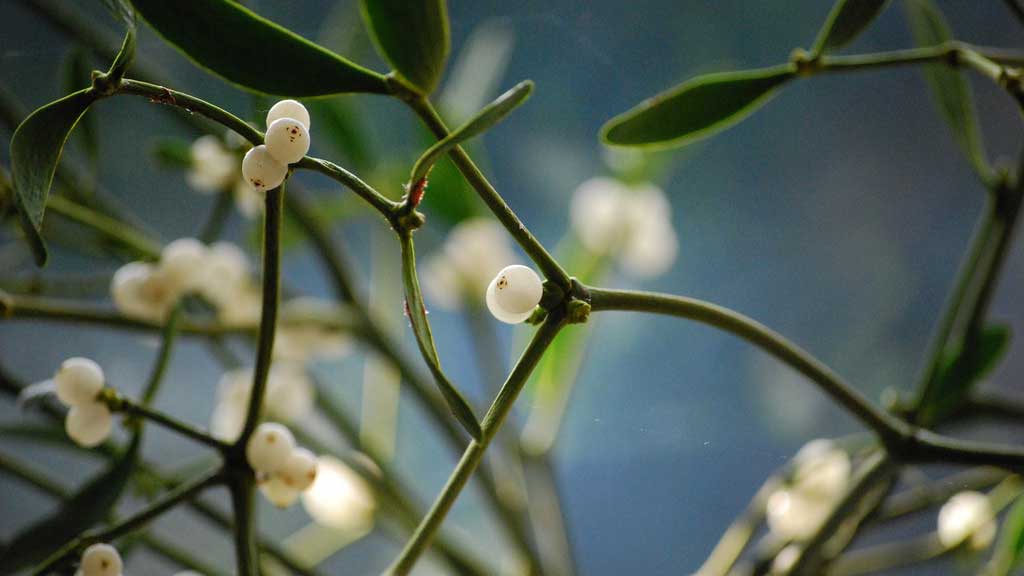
[395,209,426,233]
[789,48,820,77]
[566,299,591,324]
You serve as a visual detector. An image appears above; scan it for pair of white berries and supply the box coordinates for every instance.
[241,100,311,193]
[485,264,544,324]
[937,490,996,550]
[54,358,113,448]
[245,422,318,508]
[77,543,121,576]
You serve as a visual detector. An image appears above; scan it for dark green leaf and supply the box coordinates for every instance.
[0,434,140,571]
[601,65,796,149]
[62,49,99,166]
[410,80,533,184]
[10,89,99,265]
[130,0,388,96]
[812,0,891,55]
[920,324,1012,424]
[991,495,1024,576]
[360,0,450,94]
[904,0,990,180]
[398,233,482,440]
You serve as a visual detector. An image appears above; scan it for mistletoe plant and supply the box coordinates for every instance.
[3,0,1024,575]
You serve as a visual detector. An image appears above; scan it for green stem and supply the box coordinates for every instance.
[696,476,783,575]
[47,195,161,259]
[282,186,359,302]
[237,185,283,444]
[386,317,565,575]
[229,476,258,576]
[0,293,253,336]
[31,468,223,575]
[294,157,400,221]
[404,95,571,289]
[113,397,230,451]
[586,287,1024,471]
[587,287,902,436]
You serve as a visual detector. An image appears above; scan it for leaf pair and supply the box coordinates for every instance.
[602,0,891,149]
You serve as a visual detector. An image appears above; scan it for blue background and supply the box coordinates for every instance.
[1,1,1023,574]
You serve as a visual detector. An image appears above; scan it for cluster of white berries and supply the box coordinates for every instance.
[54,358,113,448]
[209,362,314,442]
[112,239,261,325]
[937,490,996,551]
[570,177,678,278]
[485,264,544,324]
[246,422,318,508]
[241,100,311,193]
[76,543,122,576]
[766,439,851,541]
[422,219,519,310]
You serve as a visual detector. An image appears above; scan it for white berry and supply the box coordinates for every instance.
[280,447,318,491]
[54,357,105,406]
[241,145,287,193]
[938,491,995,550]
[486,265,543,324]
[80,543,122,576]
[160,237,208,292]
[266,99,310,130]
[246,422,295,473]
[264,118,310,165]
[259,474,300,508]
[66,403,113,448]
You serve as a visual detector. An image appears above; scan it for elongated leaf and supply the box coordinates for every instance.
[0,434,141,571]
[991,495,1024,576]
[130,0,387,96]
[904,0,990,180]
[62,49,99,166]
[920,324,1012,424]
[361,0,449,94]
[812,0,890,55]
[398,233,482,440]
[601,65,796,149]
[410,80,533,184]
[10,89,99,265]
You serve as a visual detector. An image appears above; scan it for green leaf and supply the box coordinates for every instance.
[360,0,450,94]
[601,65,796,149]
[10,89,99,266]
[398,233,482,440]
[991,495,1024,576]
[812,0,891,55]
[0,434,141,572]
[130,0,387,96]
[919,324,1012,425]
[410,80,533,184]
[62,49,99,166]
[904,0,991,180]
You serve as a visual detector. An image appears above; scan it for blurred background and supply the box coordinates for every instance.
[1,1,1023,574]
